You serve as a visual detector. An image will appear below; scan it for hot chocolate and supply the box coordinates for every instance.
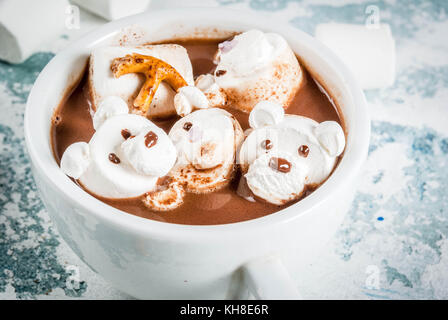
[51,34,344,225]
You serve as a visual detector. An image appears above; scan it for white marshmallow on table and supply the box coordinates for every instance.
[195,74,227,107]
[315,23,395,89]
[61,113,177,199]
[71,0,151,21]
[173,86,209,117]
[239,101,345,205]
[92,96,129,130]
[169,108,244,193]
[0,0,68,64]
[89,44,194,119]
[212,29,303,113]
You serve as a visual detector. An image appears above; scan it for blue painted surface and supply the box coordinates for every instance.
[0,0,447,299]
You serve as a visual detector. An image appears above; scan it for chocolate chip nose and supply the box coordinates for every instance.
[144,131,158,148]
[269,157,291,173]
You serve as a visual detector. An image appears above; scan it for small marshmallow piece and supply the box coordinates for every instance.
[60,142,90,179]
[120,126,177,177]
[71,0,150,21]
[195,74,227,107]
[174,86,209,117]
[93,96,129,130]
[249,101,285,129]
[315,121,345,157]
[315,23,395,89]
[245,151,308,205]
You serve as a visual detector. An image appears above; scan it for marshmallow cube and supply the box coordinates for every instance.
[71,0,151,21]
[315,23,395,89]
[0,0,68,64]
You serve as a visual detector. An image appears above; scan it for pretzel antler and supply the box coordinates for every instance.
[111,53,188,115]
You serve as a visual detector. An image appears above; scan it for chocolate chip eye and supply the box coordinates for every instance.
[144,131,158,148]
[109,153,121,164]
[215,70,227,76]
[269,157,291,173]
[298,145,309,157]
[183,122,193,131]
[261,139,273,150]
[121,129,132,140]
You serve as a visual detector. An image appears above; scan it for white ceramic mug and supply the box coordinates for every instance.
[24,8,370,299]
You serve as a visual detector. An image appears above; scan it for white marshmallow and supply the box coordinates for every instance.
[120,125,177,177]
[315,121,346,157]
[71,0,150,21]
[248,101,285,129]
[315,23,395,89]
[60,142,90,180]
[213,29,303,113]
[89,45,194,118]
[79,114,167,199]
[169,108,244,193]
[92,96,129,130]
[173,86,209,117]
[245,151,308,205]
[195,74,227,107]
[0,0,68,64]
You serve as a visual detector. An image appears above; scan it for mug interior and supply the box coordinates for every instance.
[24,8,369,235]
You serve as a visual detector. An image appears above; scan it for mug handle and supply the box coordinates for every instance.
[243,255,302,299]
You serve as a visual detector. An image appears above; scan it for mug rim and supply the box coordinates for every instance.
[24,7,370,238]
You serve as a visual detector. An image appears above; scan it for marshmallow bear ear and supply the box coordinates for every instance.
[60,142,90,179]
[93,96,129,130]
[315,121,345,157]
[174,86,209,117]
[248,101,285,129]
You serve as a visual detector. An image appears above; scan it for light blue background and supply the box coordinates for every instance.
[0,0,447,299]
